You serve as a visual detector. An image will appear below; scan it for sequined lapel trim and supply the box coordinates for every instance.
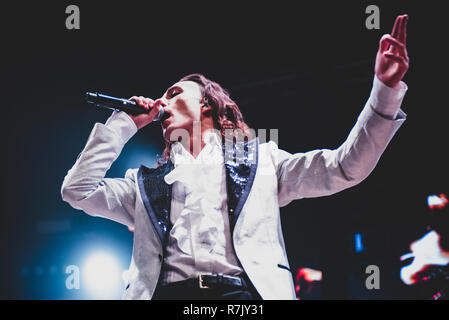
[223,137,259,232]
[137,161,174,247]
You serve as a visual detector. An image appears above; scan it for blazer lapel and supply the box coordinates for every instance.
[137,161,174,247]
[223,137,259,232]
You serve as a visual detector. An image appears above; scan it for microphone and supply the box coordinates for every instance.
[85,92,164,122]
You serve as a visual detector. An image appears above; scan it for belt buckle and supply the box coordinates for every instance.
[198,273,209,289]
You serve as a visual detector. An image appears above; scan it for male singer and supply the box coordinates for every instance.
[61,15,409,299]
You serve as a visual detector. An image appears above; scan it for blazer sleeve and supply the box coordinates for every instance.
[275,77,408,207]
[61,111,138,228]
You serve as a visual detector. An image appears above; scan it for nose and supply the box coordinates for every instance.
[153,98,167,109]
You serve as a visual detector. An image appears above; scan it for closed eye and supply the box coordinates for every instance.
[167,86,183,99]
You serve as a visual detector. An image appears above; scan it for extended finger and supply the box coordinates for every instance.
[397,15,404,40]
[391,15,401,39]
[399,14,408,45]
[396,15,404,41]
[390,16,404,54]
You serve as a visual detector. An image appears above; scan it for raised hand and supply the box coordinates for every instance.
[375,15,410,88]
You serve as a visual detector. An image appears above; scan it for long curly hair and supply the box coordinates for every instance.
[158,73,253,164]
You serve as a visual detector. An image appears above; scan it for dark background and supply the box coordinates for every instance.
[1,1,447,299]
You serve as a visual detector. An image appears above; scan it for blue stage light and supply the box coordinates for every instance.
[355,233,364,253]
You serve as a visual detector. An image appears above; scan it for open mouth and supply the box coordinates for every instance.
[160,111,172,127]
[160,112,171,122]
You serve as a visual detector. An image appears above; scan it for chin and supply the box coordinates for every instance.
[163,118,193,138]
[162,127,171,141]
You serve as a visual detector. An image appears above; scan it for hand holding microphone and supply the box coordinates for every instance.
[127,96,166,130]
[86,92,166,130]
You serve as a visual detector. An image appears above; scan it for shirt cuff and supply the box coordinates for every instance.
[369,75,408,119]
[104,111,138,143]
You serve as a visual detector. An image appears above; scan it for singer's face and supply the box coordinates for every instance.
[159,80,204,139]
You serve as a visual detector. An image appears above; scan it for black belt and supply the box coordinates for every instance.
[162,273,248,290]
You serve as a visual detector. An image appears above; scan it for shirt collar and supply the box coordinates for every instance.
[170,130,223,165]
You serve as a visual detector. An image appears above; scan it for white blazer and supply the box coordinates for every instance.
[61,77,407,299]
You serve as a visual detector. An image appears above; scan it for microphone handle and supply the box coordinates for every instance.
[86,92,164,122]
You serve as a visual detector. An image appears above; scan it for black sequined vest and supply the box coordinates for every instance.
[136,137,259,248]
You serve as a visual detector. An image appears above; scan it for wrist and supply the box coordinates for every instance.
[130,117,147,130]
[369,75,408,118]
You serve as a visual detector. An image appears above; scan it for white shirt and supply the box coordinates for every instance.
[161,131,243,284]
